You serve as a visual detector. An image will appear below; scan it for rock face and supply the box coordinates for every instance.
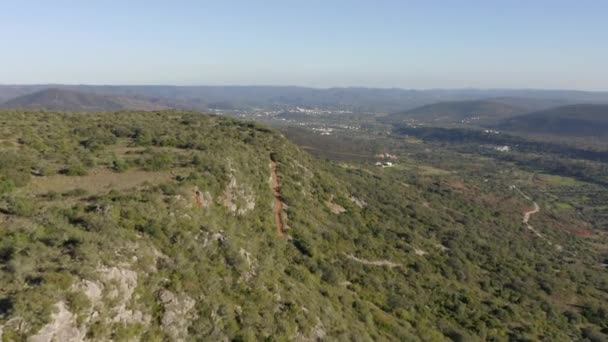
[97,266,149,324]
[222,173,256,215]
[239,248,257,282]
[349,195,368,208]
[325,196,346,214]
[78,280,103,304]
[293,318,327,342]
[159,290,197,342]
[28,265,152,341]
[28,302,84,342]
[193,186,213,209]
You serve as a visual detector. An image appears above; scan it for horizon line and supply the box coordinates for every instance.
[1,83,607,93]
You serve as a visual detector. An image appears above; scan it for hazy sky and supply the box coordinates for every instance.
[1,0,607,90]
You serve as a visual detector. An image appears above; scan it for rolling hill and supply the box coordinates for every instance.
[0,109,606,340]
[0,88,168,112]
[488,96,574,112]
[3,85,608,113]
[382,100,529,125]
[497,104,608,137]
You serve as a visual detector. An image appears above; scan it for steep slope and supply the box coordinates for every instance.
[497,104,608,137]
[0,88,168,112]
[0,110,606,340]
[383,100,528,125]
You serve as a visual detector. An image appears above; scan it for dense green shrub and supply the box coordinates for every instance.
[3,195,36,216]
[142,152,174,171]
[112,158,129,173]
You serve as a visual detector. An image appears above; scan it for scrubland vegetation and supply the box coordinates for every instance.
[0,110,606,340]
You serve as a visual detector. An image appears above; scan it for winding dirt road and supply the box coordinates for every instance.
[271,161,284,237]
[523,202,542,237]
[512,185,562,251]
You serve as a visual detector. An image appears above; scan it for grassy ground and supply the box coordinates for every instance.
[26,168,185,195]
[538,174,587,187]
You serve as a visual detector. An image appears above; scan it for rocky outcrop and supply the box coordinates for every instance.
[193,186,213,209]
[325,196,346,214]
[349,196,368,208]
[159,290,197,342]
[239,248,257,282]
[28,302,83,342]
[222,174,256,215]
[98,266,149,325]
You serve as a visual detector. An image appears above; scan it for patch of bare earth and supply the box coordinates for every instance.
[344,253,402,268]
[28,168,189,195]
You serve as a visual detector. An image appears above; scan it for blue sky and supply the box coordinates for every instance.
[1,0,607,90]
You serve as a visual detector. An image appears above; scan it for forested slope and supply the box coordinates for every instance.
[497,104,608,137]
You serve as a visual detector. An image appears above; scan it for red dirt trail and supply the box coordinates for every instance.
[271,161,284,237]
[569,227,594,237]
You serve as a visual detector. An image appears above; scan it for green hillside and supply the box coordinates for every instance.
[0,110,606,340]
[0,88,167,112]
[383,100,528,126]
[498,104,608,137]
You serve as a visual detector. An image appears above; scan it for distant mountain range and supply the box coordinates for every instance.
[2,85,608,113]
[496,104,608,137]
[384,99,608,139]
[3,86,608,139]
[0,88,168,112]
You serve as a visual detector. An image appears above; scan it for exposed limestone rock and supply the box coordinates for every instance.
[76,279,103,305]
[325,197,346,214]
[310,318,327,341]
[193,186,213,209]
[159,290,197,342]
[293,318,327,342]
[171,194,192,209]
[435,244,449,252]
[44,264,153,341]
[67,279,104,333]
[29,302,84,342]
[97,266,150,325]
[222,172,256,215]
[99,266,137,303]
[239,248,257,282]
[349,195,368,208]
[201,230,226,247]
[414,248,428,256]
[148,246,169,273]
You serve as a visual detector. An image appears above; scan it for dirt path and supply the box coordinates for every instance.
[523,202,542,237]
[270,161,284,237]
[512,185,563,251]
[344,253,402,268]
